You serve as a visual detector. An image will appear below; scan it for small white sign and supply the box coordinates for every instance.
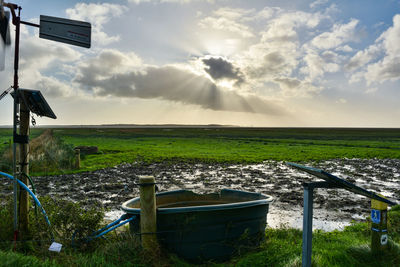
[380,234,388,245]
[48,242,62,253]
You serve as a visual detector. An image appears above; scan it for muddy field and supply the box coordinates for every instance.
[1,158,399,231]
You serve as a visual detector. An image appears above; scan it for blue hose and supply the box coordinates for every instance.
[89,214,136,240]
[0,171,51,227]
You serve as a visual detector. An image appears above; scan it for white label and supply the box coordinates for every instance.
[380,234,388,245]
[49,242,62,252]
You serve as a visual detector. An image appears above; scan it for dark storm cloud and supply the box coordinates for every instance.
[202,56,244,85]
[74,51,286,115]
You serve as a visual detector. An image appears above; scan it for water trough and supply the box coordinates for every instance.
[121,188,273,262]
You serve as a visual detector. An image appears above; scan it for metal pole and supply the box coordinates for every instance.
[301,181,339,267]
[11,5,30,237]
[302,184,314,267]
[12,93,18,232]
[11,5,20,237]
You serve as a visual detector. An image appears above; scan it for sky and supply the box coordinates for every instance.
[1,0,400,127]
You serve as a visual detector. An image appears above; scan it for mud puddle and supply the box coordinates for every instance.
[1,159,399,231]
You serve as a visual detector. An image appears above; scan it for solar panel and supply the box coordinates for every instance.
[12,89,57,119]
[287,162,397,206]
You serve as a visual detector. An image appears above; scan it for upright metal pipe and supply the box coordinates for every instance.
[12,5,20,234]
[302,184,314,267]
[301,182,339,267]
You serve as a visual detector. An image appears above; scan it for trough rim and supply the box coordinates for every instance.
[121,189,273,215]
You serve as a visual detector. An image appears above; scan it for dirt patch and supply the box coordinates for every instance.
[1,158,399,231]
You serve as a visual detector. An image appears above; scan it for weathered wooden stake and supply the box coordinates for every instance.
[18,102,30,236]
[371,198,388,253]
[139,175,158,251]
[74,148,80,169]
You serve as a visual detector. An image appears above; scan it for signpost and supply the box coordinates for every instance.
[371,198,389,253]
[40,15,91,48]
[0,1,91,244]
[287,162,397,267]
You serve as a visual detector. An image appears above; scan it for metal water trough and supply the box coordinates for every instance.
[121,189,273,262]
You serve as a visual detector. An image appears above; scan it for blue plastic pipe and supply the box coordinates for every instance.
[87,215,136,241]
[0,171,51,227]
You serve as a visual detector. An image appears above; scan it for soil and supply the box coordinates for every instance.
[1,158,399,231]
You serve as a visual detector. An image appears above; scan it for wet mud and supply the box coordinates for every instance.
[1,158,399,231]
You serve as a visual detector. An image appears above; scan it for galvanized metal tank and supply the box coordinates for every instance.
[121,189,273,262]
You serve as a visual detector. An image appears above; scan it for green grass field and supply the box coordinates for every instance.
[53,127,400,173]
[0,127,400,266]
[2,127,400,174]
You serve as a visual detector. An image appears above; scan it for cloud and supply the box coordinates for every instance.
[198,8,255,38]
[336,98,347,104]
[310,0,329,9]
[274,77,322,97]
[346,14,400,85]
[301,49,342,81]
[128,0,215,4]
[19,35,81,70]
[364,15,400,84]
[76,49,142,79]
[365,56,400,84]
[66,3,127,46]
[336,45,353,53]
[240,10,324,87]
[311,19,359,50]
[201,56,244,85]
[34,76,75,98]
[345,44,381,71]
[73,50,285,115]
[11,30,82,98]
[254,7,278,20]
[259,11,322,45]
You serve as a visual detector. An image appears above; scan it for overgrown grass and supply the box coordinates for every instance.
[0,200,399,266]
[0,129,75,175]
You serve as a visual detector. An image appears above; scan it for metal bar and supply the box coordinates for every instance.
[305,181,340,189]
[20,20,39,28]
[302,181,340,267]
[11,7,20,235]
[302,184,314,267]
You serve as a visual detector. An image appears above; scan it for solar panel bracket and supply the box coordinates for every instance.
[13,133,28,144]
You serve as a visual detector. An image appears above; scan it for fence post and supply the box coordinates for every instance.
[139,175,158,251]
[19,102,30,237]
[74,148,80,169]
[371,198,388,253]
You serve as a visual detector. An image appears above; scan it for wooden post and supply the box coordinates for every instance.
[139,176,158,251]
[74,148,80,169]
[371,198,388,253]
[18,102,30,236]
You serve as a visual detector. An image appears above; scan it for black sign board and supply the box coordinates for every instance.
[40,15,91,48]
[287,162,397,206]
